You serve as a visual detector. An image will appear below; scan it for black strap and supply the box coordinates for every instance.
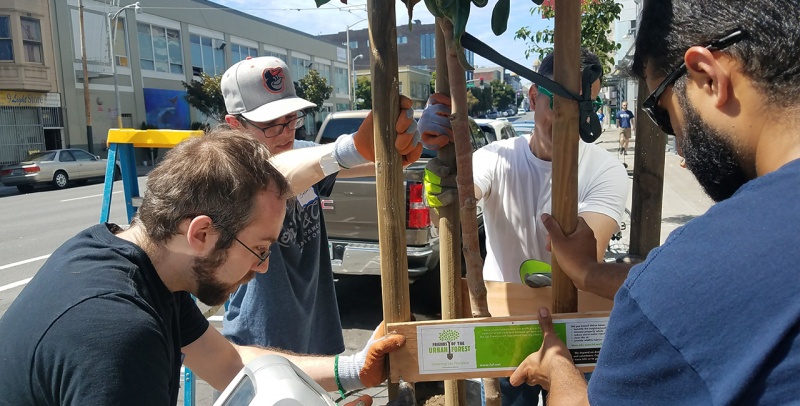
[461,32,604,143]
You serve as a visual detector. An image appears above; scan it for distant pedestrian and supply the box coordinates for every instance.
[616,101,635,154]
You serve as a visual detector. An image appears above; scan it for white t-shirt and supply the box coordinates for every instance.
[473,135,629,283]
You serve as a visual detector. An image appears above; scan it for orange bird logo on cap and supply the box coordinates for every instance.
[262,67,284,93]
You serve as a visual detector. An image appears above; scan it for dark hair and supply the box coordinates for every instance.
[632,0,800,107]
[135,127,291,249]
[538,48,603,82]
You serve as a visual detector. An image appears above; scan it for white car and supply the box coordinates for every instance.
[473,119,517,143]
[0,148,120,193]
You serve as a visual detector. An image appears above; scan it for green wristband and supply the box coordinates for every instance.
[334,354,346,401]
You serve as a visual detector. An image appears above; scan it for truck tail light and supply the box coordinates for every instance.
[407,182,430,229]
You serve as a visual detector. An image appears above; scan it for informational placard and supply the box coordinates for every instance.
[416,317,607,375]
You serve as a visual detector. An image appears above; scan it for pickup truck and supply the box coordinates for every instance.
[314,110,487,299]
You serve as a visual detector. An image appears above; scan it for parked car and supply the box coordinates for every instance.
[0,148,120,193]
[512,120,536,137]
[314,110,488,300]
[473,118,517,143]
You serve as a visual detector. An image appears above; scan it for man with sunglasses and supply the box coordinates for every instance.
[219,56,421,359]
[511,1,800,404]
[419,49,628,405]
[0,131,405,405]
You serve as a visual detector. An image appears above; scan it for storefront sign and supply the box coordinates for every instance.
[0,91,61,108]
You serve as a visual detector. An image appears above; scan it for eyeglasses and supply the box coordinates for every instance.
[642,29,746,136]
[214,223,272,266]
[238,113,306,139]
[537,86,603,111]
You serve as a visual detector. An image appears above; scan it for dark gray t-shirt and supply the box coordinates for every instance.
[223,140,345,355]
[0,223,209,405]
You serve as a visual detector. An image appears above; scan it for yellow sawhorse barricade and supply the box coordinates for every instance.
[99,129,202,223]
[99,128,203,406]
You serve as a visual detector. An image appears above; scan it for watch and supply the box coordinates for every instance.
[319,151,341,177]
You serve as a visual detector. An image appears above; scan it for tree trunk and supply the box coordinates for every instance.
[433,20,467,406]
[439,18,500,406]
[367,1,410,402]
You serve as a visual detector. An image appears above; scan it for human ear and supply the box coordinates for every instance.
[684,46,731,108]
[185,215,217,256]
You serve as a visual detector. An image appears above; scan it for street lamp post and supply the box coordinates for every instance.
[345,18,367,110]
[352,54,363,109]
[107,1,140,129]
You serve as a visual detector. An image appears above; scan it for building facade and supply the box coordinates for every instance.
[0,0,63,165]
[354,65,432,109]
[2,0,354,165]
[319,20,475,106]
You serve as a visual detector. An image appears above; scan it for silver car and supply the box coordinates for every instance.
[0,148,119,193]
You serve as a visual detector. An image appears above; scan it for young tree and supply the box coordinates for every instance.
[514,0,623,75]
[182,73,226,123]
[296,69,333,123]
[489,79,515,112]
[355,76,372,110]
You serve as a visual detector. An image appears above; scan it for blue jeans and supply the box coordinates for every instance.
[480,377,544,406]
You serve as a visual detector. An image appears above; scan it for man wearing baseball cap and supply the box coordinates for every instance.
[219,56,422,360]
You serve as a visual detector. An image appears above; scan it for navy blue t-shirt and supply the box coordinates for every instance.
[589,159,800,404]
[616,109,634,128]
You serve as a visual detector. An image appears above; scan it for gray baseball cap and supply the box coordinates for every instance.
[221,56,316,123]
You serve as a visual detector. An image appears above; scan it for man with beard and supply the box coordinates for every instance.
[0,130,405,405]
[509,0,800,404]
[219,56,421,358]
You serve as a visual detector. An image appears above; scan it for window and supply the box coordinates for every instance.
[231,43,258,63]
[420,33,435,59]
[113,17,129,67]
[397,36,408,45]
[0,16,12,61]
[72,150,97,161]
[349,41,358,49]
[21,18,43,63]
[264,49,287,62]
[138,23,183,74]
[317,64,331,84]
[292,56,310,80]
[334,67,348,95]
[59,151,76,162]
[336,103,349,112]
[190,33,224,76]
[399,82,404,94]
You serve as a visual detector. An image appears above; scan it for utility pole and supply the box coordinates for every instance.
[79,0,94,153]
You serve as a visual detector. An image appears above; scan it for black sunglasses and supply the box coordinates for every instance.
[213,222,271,266]
[238,113,306,139]
[642,29,746,136]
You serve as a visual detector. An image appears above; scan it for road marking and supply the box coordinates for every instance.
[0,255,50,292]
[0,254,50,270]
[60,191,120,202]
[0,278,32,292]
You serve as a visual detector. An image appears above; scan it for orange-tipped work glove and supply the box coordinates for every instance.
[336,322,406,391]
[336,95,422,167]
[419,93,453,150]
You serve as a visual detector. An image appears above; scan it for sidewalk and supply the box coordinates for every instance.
[594,127,714,244]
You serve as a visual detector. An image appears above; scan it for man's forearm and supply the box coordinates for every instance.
[582,262,633,300]
[234,344,338,391]
[546,357,590,406]
[270,144,335,195]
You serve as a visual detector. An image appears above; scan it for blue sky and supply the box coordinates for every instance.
[210,0,553,78]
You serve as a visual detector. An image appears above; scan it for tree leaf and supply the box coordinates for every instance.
[491,0,510,35]
[472,0,489,7]
[314,0,331,6]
